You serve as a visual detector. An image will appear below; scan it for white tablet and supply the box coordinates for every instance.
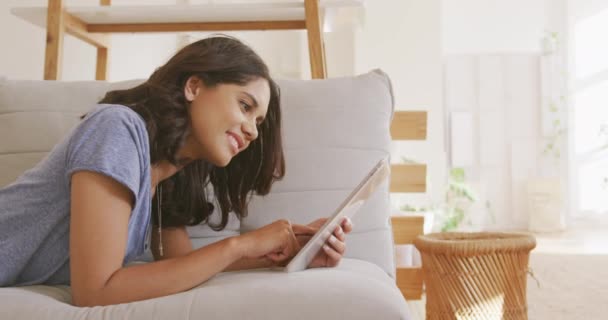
[282,156,390,273]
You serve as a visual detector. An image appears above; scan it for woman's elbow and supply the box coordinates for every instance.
[72,293,104,307]
[71,287,111,307]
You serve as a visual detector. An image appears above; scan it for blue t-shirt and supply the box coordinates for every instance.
[0,104,152,286]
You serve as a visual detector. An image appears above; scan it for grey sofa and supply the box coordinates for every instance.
[0,70,412,319]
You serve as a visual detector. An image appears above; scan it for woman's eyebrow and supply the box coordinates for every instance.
[242,91,266,123]
[242,92,259,108]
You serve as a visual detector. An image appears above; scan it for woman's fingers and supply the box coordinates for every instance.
[308,218,328,229]
[322,243,343,267]
[334,225,346,242]
[263,220,302,264]
[327,234,346,254]
[265,251,285,262]
[265,242,291,262]
[323,220,350,267]
[341,217,354,233]
[292,223,317,236]
[293,217,353,268]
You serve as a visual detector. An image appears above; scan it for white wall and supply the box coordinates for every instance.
[0,0,303,81]
[349,0,445,209]
[444,54,545,230]
[1,0,48,80]
[441,0,570,230]
[442,0,548,54]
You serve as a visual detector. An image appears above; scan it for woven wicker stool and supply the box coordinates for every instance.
[414,232,536,320]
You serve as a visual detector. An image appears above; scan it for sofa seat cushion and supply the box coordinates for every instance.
[0,258,412,320]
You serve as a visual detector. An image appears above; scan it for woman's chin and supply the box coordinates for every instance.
[210,154,233,167]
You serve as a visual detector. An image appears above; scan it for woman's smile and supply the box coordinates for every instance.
[227,132,243,155]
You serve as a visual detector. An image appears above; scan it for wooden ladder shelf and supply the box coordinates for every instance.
[11,0,364,80]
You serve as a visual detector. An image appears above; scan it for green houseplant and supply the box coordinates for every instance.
[399,167,494,232]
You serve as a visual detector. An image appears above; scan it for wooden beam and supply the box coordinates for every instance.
[304,0,327,79]
[87,20,306,33]
[391,216,424,245]
[396,267,424,300]
[391,111,427,140]
[63,12,110,48]
[95,0,111,80]
[44,0,65,80]
[390,164,426,193]
[96,47,108,80]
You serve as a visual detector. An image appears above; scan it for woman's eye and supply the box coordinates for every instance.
[240,101,251,111]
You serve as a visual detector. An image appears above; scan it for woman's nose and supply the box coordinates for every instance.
[243,120,258,141]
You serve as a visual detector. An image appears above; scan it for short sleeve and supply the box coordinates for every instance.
[65,105,150,200]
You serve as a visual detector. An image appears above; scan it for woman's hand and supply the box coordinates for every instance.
[237,219,314,266]
[293,217,354,268]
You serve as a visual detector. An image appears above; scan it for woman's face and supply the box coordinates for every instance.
[183,76,271,167]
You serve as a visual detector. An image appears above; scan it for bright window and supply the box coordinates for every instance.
[572,7,608,216]
[573,80,608,154]
[574,9,608,79]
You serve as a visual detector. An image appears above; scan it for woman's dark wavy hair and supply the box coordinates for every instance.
[97,35,285,230]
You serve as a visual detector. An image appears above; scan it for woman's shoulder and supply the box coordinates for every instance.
[64,104,151,191]
[83,104,145,128]
[66,103,150,158]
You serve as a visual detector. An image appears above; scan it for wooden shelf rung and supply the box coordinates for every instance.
[87,20,306,33]
[396,267,424,300]
[391,216,424,245]
[391,111,427,141]
[390,164,426,193]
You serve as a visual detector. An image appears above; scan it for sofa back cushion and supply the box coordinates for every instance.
[0,80,108,188]
[0,70,396,277]
[241,70,396,277]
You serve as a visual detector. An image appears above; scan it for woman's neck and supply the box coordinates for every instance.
[151,161,183,191]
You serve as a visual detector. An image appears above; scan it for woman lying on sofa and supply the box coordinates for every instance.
[0,35,352,306]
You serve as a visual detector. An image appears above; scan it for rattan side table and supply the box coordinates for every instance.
[414,232,536,320]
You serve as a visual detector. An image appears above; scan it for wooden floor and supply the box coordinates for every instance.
[532,214,608,255]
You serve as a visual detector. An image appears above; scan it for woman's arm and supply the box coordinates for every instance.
[70,171,299,307]
[151,221,274,271]
[224,256,274,271]
[149,212,353,273]
[151,226,193,260]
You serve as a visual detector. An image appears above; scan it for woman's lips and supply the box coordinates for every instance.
[227,133,240,154]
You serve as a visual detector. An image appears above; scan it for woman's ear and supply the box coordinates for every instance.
[184,76,201,102]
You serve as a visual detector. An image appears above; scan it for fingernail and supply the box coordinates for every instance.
[329,235,337,244]
[323,244,330,251]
